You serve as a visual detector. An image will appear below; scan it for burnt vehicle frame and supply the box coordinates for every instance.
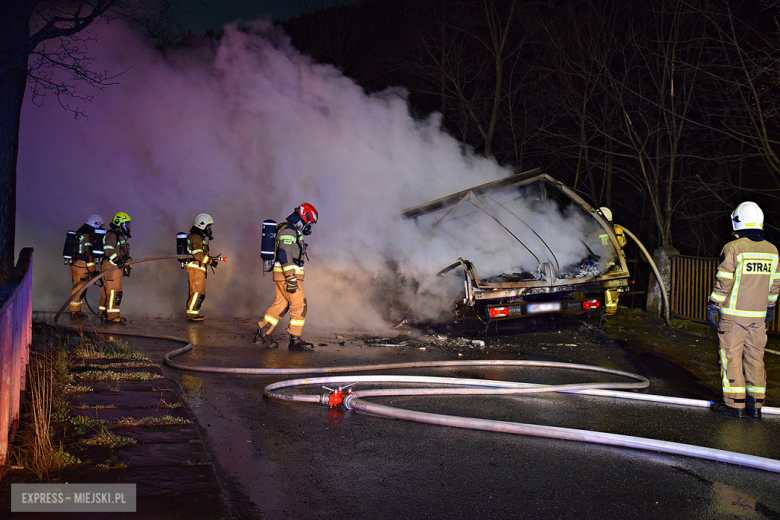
[401,168,630,322]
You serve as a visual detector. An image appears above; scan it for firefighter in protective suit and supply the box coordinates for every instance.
[707,202,780,418]
[68,214,104,320]
[100,212,132,323]
[598,207,627,315]
[186,213,218,321]
[254,203,318,350]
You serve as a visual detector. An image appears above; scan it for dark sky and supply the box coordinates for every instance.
[177,0,300,32]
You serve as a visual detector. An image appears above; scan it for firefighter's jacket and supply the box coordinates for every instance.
[272,222,307,282]
[75,223,98,271]
[613,225,627,248]
[103,229,130,267]
[598,225,627,249]
[187,230,212,277]
[709,236,780,323]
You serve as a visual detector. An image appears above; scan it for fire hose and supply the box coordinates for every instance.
[620,225,671,327]
[51,255,780,475]
[54,255,193,325]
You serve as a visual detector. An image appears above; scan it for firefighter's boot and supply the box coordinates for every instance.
[746,395,763,419]
[712,403,743,418]
[289,335,314,351]
[253,328,278,349]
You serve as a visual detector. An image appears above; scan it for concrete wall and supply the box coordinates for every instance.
[0,248,33,474]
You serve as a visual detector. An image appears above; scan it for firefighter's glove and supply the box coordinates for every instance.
[122,264,132,277]
[88,271,99,280]
[706,304,719,330]
[209,256,219,267]
[767,307,775,324]
[286,277,298,294]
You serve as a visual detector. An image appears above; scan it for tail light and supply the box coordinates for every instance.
[583,299,601,310]
[489,307,509,318]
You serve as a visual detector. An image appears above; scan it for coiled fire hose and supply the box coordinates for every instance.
[51,255,780,474]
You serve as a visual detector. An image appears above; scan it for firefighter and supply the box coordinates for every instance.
[68,214,104,320]
[186,213,218,321]
[254,203,318,350]
[100,212,132,323]
[707,201,780,418]
[598,207,627,315]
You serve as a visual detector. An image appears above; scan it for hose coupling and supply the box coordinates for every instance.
[323,383,356,408]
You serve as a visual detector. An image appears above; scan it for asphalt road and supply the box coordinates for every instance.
[97,313,780,520]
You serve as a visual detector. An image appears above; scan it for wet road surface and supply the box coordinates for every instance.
[75,313,780,520]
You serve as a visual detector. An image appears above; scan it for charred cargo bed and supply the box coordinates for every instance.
[402,169,630,322]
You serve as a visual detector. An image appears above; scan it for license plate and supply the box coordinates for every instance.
[527,302,561,314]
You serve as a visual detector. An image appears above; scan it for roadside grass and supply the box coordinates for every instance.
[83,427,137,448]
[72,404,117,410]
[9,323,175,481]
[10,329,81,479]
[97,457,128,469]
[83,361,158,369]
[73,370,163,382]
[182,458,211,466]
[112,415,191,426]
[70,414,191,433]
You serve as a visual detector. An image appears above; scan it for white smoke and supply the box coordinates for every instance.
[16,19,595,333]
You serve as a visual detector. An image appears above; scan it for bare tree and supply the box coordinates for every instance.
[536,1,715,249]
[0,0,121,282]
[404,0,534,159]
[128,0,185,48]
[690,2,780,194]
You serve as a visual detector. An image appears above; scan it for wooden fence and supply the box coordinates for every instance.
[670,254,779,331]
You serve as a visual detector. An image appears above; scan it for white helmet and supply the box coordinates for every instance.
[731,202,763,231]
[599,207,613,222]
[194,213,214,230]
[86,214,104,228]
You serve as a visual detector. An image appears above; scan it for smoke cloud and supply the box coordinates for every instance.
[16,19,596,333]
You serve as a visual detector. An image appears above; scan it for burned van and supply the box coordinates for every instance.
[401,169,630,322]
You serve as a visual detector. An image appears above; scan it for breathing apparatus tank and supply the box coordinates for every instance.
[176,232,188,269]
[261,220,277,272]
[92,228,106,264]
[63,230,78,265]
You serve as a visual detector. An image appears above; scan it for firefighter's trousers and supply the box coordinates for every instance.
[717,317,767,409]
[99,265,123,319]
[605,289,620,315]
[186,265,207,318]
[258,281,307,337]
[69,261,91,313]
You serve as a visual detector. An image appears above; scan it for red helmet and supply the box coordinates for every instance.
[297,203,318,225]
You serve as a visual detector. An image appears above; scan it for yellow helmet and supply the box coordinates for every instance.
[111,212,132,237]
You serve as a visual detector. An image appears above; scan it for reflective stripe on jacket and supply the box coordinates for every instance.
[74,223,96,267]
[104,230,130,267]
[709,237,780,322]
[187,232,211,266]
[272,222,307,282]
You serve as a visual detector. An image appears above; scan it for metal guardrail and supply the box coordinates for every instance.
[670,254,779,332]
[0,248,33,473]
